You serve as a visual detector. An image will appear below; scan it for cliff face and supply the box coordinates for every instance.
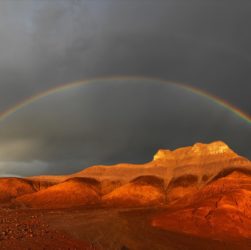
[153,141,239,162]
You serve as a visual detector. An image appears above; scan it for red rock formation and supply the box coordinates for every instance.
[102,175,165,207]
[28,141,250,193]
[152,170,251,239]
[0,178,35,203]
[16,177,101,209]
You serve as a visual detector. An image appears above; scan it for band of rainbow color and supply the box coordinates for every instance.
[0,76,250,124]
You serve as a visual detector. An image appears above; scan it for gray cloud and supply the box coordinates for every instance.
[0,1,250,111]
[0,1,250,175]
[0,161,49,177]
[0,80,250,176]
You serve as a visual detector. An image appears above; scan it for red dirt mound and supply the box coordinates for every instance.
[103,175,165,207]
[0,178,35,203]
[166,174,199,203]
[16,177,101,209]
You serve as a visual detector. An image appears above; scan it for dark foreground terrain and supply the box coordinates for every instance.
[1,207,251,250]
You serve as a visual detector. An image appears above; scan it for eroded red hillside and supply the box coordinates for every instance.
[103,175,166,207]
[16,177,101,209]
[152,170,251,239]
[0,178,35,203]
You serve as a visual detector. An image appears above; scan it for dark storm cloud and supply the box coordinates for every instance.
[0,1,250,176]
[0,0,250,112]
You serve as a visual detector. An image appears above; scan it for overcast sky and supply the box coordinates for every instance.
[0,0,250,176]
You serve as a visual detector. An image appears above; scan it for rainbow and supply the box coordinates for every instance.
[0,76,250,124]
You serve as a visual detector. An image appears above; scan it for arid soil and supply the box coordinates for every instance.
[0,208,95,250]
[1,207,251,250]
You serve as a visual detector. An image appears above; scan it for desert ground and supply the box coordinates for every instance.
[1,206,251,250]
